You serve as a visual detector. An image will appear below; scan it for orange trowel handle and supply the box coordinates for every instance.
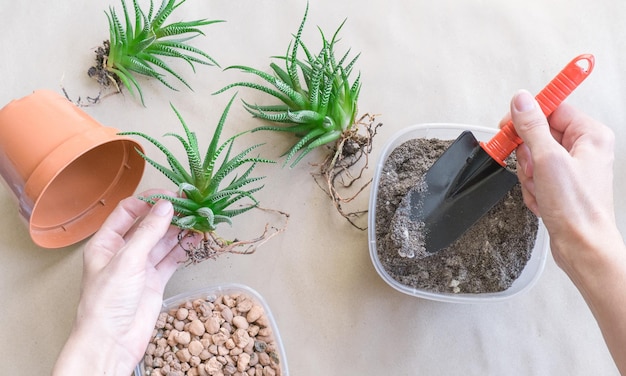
[481,54,595,166]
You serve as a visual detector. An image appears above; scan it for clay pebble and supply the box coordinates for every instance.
[143,292,282,376]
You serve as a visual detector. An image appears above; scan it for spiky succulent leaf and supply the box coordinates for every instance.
[214,2,361,166]
[119,94,275,233]
[97,0,223,105]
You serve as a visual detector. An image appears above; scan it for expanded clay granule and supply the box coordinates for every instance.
[143,292,282,376]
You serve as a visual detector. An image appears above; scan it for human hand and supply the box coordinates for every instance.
[508,89,626,375]
[53,191,193,375]
[507,89,619,272]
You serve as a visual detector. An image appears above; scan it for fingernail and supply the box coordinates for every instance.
[513,90,536,112]
[153,199,173,216]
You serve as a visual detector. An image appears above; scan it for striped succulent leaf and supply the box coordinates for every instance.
[214,3,361,167]
[96,0,223,105]
[119,94,274,233]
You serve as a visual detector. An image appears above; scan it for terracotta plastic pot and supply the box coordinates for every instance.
[0,90,145,248]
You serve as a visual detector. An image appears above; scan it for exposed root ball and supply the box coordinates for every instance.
[312,113,382,230]
[88,40,122,91]
[62,40,121,107]
[177,207,290,265]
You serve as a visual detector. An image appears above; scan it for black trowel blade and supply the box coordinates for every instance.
[406,131,519,254]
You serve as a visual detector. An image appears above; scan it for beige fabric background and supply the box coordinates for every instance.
[1,0,625,375]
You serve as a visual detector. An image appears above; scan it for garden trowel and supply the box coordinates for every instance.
[399,54,595,257]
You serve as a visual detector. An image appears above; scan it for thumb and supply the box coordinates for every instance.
[121,199,174,265]
[510,89,558,153]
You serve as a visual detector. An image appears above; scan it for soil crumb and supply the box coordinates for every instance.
[375,137,538,294]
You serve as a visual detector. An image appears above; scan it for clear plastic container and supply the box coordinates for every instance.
[368,123,549,303]
[134,283,289,375]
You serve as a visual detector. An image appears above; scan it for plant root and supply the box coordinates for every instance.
[88,40,123,92]
[61,40,123,108]
[312,113,382,230]
[177,207,290,265]
[61,87,119,107]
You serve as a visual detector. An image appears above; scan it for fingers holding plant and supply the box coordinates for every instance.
[120,94,288,264]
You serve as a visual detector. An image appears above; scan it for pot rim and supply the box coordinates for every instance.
[0,90,145,248]
[27,133,145,248]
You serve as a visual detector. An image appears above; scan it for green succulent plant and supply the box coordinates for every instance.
[214,3,361,167]
[89,0,222,105]
[119,94,274,235]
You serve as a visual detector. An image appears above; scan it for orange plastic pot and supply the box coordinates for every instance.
[0,90,145,248]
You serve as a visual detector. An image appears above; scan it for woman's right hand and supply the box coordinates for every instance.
[509,89,619,271]
[509,89,626,375]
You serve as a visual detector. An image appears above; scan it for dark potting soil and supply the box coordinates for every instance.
[374,138,539,294]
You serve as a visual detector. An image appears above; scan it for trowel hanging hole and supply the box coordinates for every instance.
[574,54,594,73]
